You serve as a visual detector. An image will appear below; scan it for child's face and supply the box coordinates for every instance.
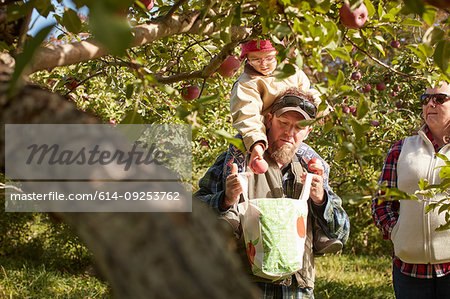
[247,51,278,75]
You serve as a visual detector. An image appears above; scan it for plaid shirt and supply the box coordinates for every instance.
[371,126,450,279]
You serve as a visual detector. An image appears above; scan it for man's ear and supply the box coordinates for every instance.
[303,126,312,140]
[265,113,273,129]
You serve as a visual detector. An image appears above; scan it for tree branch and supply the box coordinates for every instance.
[344,34,426,80]
[30,11,252,74]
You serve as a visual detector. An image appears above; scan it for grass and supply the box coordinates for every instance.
[0,256,109,298]
[0,211,394,298]
[315,254,395,299]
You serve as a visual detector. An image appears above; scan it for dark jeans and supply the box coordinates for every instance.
[393,262,450,299]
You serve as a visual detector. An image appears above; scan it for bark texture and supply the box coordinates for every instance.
[30,12,252,73]
[0,54,259,299]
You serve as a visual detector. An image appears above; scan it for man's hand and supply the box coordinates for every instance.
[302,158,325,204]
[220,163,252,211]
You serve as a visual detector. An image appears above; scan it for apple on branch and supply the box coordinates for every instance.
[181,85,200,101]
[217,55,240,77]
[351,71,361,81]
[339,2,368,29]
[363,84,372,93]
[139,0,154,10]
[376,82,386,91]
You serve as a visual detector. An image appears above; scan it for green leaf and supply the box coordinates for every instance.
[326,48,351,62]
[349,0,364,10]
[231,3,242,26]
[422,6,437,26]
[121,110,145,125]
[335,147,349,161]
[373,42,386,56]
[335,70,345,87]
[435,153,449,162]
[89,0,133,56]
[213,130,246,153]
[418,178,429,190]
[62,8,82,34]
[297,119,317,127]
[400,19,423,27]
[357,98,369,119]
[406,45,427,62]
[377,3,385,19]
[401,0,425,15]
[323,121,334,134]
[274,63,296,80]
[8,25,53,96]
[35,0,53,18]
[423,27,444,47]
[364,0,376,18]
[6,1,34,22]
[379,25,395,38]
[125,83,134,99]
[197,94,220,105]
[349,119,366,141]
[385,187,416,200]
[433,40,450,75]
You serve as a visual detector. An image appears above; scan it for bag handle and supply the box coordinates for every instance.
[299,172,313,201]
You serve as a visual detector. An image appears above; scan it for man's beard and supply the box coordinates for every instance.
[270,144,296,165]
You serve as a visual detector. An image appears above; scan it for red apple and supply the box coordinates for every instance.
[351,71,361,81]
[199,138,209,147]
[391,91,397,97]
[181,85,200,101]
[376,82,386,91]
[217,55,240,77]
[363,84,372,93]
[369,120,380,127]
[391,40,400,48]
[342,105,350,114]
[109,119,116,125]
[308,157,323,175]
[251,158,268,174]
[66,79,78,90]
[339,3,368,29]
[350,106,357,116]
[139,0,154,10]
[352,61,359,68]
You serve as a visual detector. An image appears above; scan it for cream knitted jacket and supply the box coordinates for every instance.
[391,127,450,264]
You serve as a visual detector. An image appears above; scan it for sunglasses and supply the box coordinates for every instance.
[420,93,450,105]
[272,95,317,119]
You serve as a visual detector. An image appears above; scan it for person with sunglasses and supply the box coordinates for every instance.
[196,88,349,298]
[372,81,450,299]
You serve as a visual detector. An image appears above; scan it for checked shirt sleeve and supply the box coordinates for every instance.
[371,140,403,240]
[297,143,350,244]
[194,152,227,213]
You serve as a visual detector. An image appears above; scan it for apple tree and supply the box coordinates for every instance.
[1,0,449,296]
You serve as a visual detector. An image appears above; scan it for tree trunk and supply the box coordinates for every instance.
[0,54,259,299]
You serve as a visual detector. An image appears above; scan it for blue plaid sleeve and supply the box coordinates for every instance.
[297,143,350,244]
[194,152,227,213]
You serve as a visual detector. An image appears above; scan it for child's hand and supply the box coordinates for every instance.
[249,143,268,174]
